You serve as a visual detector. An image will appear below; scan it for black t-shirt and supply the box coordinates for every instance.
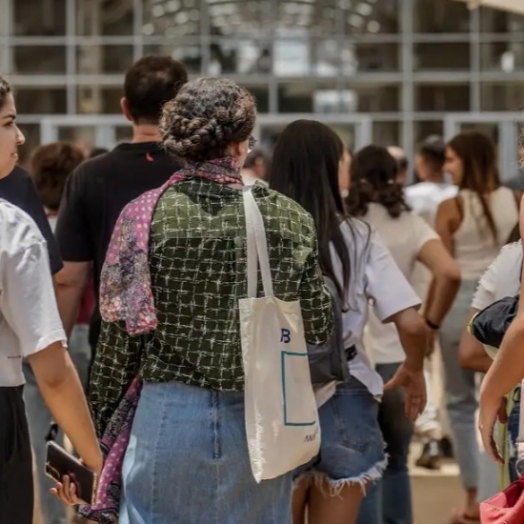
[55,142,180,346]
[0,166,63,275]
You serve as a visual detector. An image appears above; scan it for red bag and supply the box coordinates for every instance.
[480,478,524,523]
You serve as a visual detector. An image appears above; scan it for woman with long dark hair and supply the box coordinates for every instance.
[347,145,461,524]
[436,130,519,524]
[269,120,428,524]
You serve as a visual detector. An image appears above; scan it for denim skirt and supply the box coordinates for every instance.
[119,381,293,524]
[295,376,386,492]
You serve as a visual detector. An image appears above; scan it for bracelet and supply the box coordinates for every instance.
[425,318,440,330]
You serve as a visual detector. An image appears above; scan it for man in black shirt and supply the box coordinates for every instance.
[55,56,188,350]
[0,166,62,275]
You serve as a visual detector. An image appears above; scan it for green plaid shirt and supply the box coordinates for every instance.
[89,178,332,436]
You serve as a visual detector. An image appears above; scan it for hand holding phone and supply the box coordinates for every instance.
[45,441,98,505]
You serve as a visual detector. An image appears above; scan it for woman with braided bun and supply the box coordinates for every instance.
[347,145,460,524]
[82,78,333,524]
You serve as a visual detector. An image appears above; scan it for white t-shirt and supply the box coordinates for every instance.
[0,200,66,387]
[472,241,522,311]
[331,218,422,396]
[362,203,438,364]
[407,182,458,302]
[405,181,458,226]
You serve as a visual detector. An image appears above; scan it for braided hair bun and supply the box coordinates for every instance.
[160,77,256,163]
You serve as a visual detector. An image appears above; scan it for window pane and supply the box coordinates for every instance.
[205,0,272,37]
[274,38,345,77]
[278,81,337,113]
[341,43,400,73]
[373,122,401,147]
[144,42,202,74]
[415,84,470,111]
[242,85,269,114]
[14,88,67,114]
[143,0,201,37]
[480,83,524,111]
[77,87,123,114]
[77,45,134,74]
[414,121,444,144]
[414,43,470,71]
[274,39,311,77]
[58,126,96,147]
[13,0,66,35]
[13,46,66,74]
[207,39,271,75]
[342,0,400,35]
[276,0,338,37]
[480,6,524,33]
[343,84,400,113]
[480,42,524,72]
[414,0,470,33]
[77,0,134,35]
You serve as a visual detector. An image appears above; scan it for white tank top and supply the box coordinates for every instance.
[454,187,518,280]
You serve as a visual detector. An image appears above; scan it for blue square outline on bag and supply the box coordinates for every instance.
[281,351,317,427]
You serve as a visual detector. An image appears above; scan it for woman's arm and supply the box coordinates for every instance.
[28,344,102,472]
[89,321,143,437]
[417,239,461,327]
[458,309,492,373]
[425,198,461,319]
[479,194,524,461]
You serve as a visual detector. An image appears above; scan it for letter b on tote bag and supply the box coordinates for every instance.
[239,188,321,483]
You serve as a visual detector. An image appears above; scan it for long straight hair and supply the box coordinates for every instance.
[448,131,501,242]
[268,119,351,303]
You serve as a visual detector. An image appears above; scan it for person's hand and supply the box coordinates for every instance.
[50,455,102,506]
[51,475,83,506]
[479,390,505,464]
[384,363,427,421]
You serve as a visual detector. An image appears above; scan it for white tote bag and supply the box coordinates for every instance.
[239,187,321,483]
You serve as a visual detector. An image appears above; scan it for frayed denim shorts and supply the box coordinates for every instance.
[295,376,386,492]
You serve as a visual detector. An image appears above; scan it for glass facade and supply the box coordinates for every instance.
[2,0,524,171]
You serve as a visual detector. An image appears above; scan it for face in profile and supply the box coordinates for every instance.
[0,93,25,179]
[338,149,351,197]
[444,146,463,186]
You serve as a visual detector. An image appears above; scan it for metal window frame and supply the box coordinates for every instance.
[3,0,524,172]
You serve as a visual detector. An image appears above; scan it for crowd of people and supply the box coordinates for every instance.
[1,54,524,524]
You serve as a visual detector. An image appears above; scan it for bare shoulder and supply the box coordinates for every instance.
[436,196,461,230]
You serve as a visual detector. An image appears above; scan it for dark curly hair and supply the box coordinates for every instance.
[0,74,11,110]
[29,142,86,211]
[346,145,411,219]
[160,77,256,163]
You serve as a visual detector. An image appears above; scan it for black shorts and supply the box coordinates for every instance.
[0,385,33,524]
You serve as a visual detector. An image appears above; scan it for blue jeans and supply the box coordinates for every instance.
[23,325,91,524]
[358,362,414,524]
[439,280,480,491]
[119,381,293,524]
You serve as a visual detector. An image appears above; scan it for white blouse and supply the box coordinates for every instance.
[0,200,66,387]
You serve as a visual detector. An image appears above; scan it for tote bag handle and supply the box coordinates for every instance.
[243,187,274,299]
